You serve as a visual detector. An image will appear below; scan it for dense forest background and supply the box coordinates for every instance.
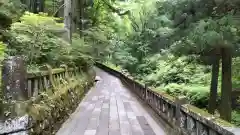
[1,0,240,126]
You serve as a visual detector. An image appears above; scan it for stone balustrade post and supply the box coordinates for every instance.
[46,64,55,90]
[2,56,27,102]
[1,56,27,118]
[60,64,69,79]
[175,96,188,128]
[145,84,148,102]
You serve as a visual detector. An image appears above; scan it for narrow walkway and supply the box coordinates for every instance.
[56,68,166,135]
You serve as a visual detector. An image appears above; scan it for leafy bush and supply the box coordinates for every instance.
[232,58,240,88]
[70,34,94,70]
[232,110,240,126]
[0,0,25,28]
[6,12,67,67]
[143,54,211,86]
[0,42,6,59]
[5,12,92,71]
[158,83,213,108]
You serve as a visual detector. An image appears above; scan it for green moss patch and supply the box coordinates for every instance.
[25,69,95,135]
[182,104,234,134]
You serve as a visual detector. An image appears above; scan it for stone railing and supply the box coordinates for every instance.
[2,56,80,100]
[96,63,240,135]
[0,56,87,135]
[26,66,79,98]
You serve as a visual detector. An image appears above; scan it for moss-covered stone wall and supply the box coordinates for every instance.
[26,69,95,135]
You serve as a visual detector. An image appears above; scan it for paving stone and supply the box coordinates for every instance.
[124,102,133,112]
[56,68,166,135]
[84,130,97,135]
[96,108,109,135]
[137,116,155,135]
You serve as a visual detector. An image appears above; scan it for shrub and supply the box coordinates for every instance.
[0,42,6,59]
[232,110,240,126]
[5,12,93,71]
[0,0,25,28]
[70,34,94,70]
[6,12,68,67]
[232,58,240,88]
[157,83,213,108]
[144,54,211,87]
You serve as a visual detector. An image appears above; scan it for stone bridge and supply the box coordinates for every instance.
[56,63,240,135]
[56,67,166,135]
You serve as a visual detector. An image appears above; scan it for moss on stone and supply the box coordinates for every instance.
[25,70,95,135]
[183,104,234,127]
[214,118,235,127]
[183,104,214,118]
[0,69,95,135]
[153,88,175,102]
[51,68,65,74]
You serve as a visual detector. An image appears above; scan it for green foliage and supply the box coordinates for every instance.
[232,58,240,88]
[0,0,25,42]
[158,83,212,108]
[27,70,95,134]
[6,12,68,68]
[5,12,93,71]
[44,0,62,16]
[232,110,240,126]
[103,61,122,71]
[96,0,240,125]
[142,54,211,86]
[171,15,240,56]
[0,0,25,28]
[0,42,5,97]
[0,41,6,60]
[70,34,94,69]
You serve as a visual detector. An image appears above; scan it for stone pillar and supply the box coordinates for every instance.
[145,84,148,102]
[1,56,27,119]
[60,64,69,79]
[175,96,187,127]
[2,56,27,102]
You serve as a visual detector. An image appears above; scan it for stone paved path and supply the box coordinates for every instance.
[56,68,166,135]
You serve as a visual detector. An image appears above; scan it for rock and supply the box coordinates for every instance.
[95,76,101,82]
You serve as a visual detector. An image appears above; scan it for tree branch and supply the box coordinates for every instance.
[102,0,130,16]
[52,3,65,17]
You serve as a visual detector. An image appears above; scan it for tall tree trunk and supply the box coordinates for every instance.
[208,54,220,114]
[40,0,45,12]
[33,0,45,13]
[79,0,84,37]
[64,0,72,43]
[71,0,77,33]
[220,47,232,121]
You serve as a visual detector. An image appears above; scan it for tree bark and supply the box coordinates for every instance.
[208,54,220,114]
[79,0,84,37]
[220,47,232,121]
[64,0,72,43]
[71,0,77,33]
[32,0,45,13]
